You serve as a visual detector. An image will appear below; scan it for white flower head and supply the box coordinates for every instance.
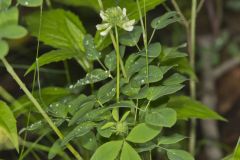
[96,6,135,36]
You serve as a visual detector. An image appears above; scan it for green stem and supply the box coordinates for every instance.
[0,86,17,104]
[148,29,156,45]
[97,100,105,108]
[136,0,149,85]
[189,0,197,156]
[197,0,205,13]
[1,58,83,160]
[64,60,71,84]
[20,5,43,159]
[97,0,104,10]
[114,26,120,102]
[97,58,113,78]
[145,100,151,111]
[110,31,128,79]
[171,0,189,28]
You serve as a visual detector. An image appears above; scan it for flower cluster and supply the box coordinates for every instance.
[96,7,135,36]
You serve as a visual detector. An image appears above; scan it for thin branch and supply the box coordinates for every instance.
[171,0,189,28]
[213,57,240,79]
[197,0,205,13]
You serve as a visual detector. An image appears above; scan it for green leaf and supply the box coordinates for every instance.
[147,85,184,101]
[130,85,148,99]
[0,101,18,152]
[160,66,173,75]
[0,7,18,26]
[126,55,153,78]
[79,131,98,151]
[162,57,196,80]
[140,43,162,58]
[158,133,186,145]
[73,69,110,88]
[120,141,141,160]
[27,9,86,50]
[97,124,113,138]
[69,101,95,126]
[163,73,187,86]
[167,96,226,121]
[145,108,177,127]
[160,46,188,62]
[20,119,64,135]
[126,123,162,143]
[67,94,88,115]
[91,140,123,160]
[12,87,70,116]
[130,65,163,87]
[119,26,142,47]
[135,142,158,153]
[77,108,111,123]
[19,120,44,134]
[101,122,115,130]
[52,0,100,10]
[125,54,139,77]
[175,58,197,80]
[120,111,131,122]
[112,108,119,122]
[53,0,164,20]
[48,139,63,159]
[222,154,233,160]
[26,9,91,71]
[47,101,69,118]
[151,11,180,30]
[122,83,140,97]
[105,46,125,64]
[61,121,95,146]
[109,101,136,110]
[25,49,77,75]
[104,50,116,71]
[18,0,43,7]
[0,25,27,39]
[0,40,8,59]
[128,0,165,20]
[167,149,194,160]
[0,0,11,10]
[233,137,240,160]
[83,34,101,60]
[97,79,116,104]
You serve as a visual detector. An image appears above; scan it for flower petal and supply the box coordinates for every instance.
[123,8,127,16]
[122,19,135,31]
[96,23,110,30]
[122,25,134,31]
[125,19,136,26]
[100,11,107,21]
[100,26,112,36]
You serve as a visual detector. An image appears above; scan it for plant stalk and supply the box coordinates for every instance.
[189,0,197,155]
[136,0,149,85]
[114,26,120,102]
[1,58,83,160]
